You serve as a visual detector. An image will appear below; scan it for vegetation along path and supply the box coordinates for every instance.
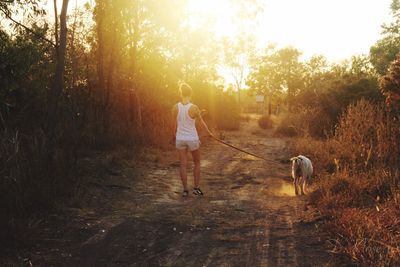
[10,116,337,266]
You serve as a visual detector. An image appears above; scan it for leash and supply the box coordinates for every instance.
[210,135,281,165]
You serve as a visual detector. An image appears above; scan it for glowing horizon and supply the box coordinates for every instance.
[258,0,393,62]
[188,0,393,62]
[55,0,393,87]
[43,0,394,63]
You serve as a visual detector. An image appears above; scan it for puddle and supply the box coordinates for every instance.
[274,182,296,197]
[266,179,296,197]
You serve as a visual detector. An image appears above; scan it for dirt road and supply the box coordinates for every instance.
[9,116,334,266]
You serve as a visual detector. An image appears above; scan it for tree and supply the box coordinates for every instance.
[0,0,54,46]
[222,35,255,106]
[379,54,400,108]
[220,0,264,106]
[247,46,304,113]
[370,0,400,75]
[46,0,69,153]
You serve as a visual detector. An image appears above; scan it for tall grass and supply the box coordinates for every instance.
[0,129,70,243]
[292,99,400,266]
[275,107,334,138]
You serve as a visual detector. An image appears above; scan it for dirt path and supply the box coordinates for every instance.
[8,116,334,266]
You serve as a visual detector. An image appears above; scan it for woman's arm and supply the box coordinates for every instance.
[172,104,178,140]
[192,105,213,137]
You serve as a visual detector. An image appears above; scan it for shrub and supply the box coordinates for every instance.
[275,107,334,138]
[258,115,273,129]
[213,92,240,130]
[275,125,298,137]
[334,99,400,173]
[379,54,400,109]
[0,129,72,244]
[329,204,400,266]
[293,99,400,266]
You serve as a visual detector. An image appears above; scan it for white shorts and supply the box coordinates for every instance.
[176,140,200,151]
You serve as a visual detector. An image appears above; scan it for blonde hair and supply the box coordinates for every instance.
[179,83,192,97]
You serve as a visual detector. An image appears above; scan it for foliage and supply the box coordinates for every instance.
[334,100,399,173]
[294,100,400,266]
[0,0,251,243]
[266,53,383,138]
[213,89,241,130]
[379,54,400,109]
[370,0,400,75]
[331,204,400,266]
[274,124,297,137]
[257,115,273,129]
[247,46,304,108]
[0,27,53,127]
[1,1,400,263]
[296,99,400,178]
[276,107,333,138]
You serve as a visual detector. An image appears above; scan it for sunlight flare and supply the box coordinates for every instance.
[186,0,238,37]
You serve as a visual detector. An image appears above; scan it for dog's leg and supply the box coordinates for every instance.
[294,177,299,195]
[302,178,307,195]
[300,176,305,195]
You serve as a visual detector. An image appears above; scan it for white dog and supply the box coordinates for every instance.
[290,155,313,195]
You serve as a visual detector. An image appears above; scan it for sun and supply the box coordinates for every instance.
[186,0,238,38]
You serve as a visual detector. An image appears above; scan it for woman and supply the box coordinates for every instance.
[172,83,213,197]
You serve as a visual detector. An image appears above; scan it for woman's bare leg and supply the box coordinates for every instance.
[178,149,188,191]
[191,149,201,188]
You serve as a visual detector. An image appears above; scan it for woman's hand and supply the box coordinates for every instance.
[171,135,176,144]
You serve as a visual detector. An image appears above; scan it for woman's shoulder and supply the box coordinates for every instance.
[188,104,200,118]
[189,103,199,111]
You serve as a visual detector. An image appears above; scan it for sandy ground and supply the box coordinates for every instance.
[3,115,339,266]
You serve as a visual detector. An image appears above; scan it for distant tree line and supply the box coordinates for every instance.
[246,0,400,137]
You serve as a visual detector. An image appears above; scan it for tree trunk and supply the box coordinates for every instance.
[47,0,69,153]
[96,1,106,138]
[102,51,115,135]
[128,4,143,138]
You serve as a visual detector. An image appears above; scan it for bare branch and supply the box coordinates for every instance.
[0,7,56,47]
[53,0,58,47]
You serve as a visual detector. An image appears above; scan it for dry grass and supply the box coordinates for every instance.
[0,129,65,244]
[292,99,400,266]
[328,203,400,266]
[274,107,334,138]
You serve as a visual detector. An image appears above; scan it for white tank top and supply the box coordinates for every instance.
[176,102,199,141]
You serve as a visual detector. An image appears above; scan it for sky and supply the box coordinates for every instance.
[184,0,394,86]
[46,0,394,63]
[190,0,394,62]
